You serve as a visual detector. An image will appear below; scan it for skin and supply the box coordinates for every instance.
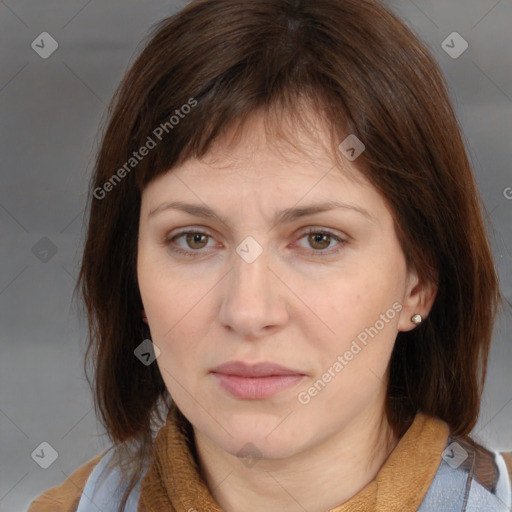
[137,110,437,512]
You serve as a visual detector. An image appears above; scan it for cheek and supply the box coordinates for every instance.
[146,284,209,348]
[151,300,207,396]
[138,263,216,355]
[138,250,214,333]
[312,271,401,363]
[310,287,399,408]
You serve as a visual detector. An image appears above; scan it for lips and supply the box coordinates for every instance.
[210,361,307,399]
[211,360,305,377]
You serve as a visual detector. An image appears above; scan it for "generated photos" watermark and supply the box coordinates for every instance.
[93,97,197,200]
[297,301,403,404]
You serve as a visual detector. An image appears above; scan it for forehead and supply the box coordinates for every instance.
[157,107,368,188]
[139,108,394,233]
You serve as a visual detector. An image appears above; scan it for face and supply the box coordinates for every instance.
[137,111,426,461]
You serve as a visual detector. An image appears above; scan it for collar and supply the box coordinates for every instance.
[138,405,449,512]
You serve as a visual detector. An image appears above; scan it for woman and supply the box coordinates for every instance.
[28,0,512,511]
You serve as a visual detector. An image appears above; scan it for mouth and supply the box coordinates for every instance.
[210,361,306,400]
[211,360,305,377]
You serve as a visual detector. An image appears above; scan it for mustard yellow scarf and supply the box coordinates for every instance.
[138,404,451,512]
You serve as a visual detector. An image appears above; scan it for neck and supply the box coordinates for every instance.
[193,401,399,512]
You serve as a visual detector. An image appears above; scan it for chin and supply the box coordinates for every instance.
[223,421,308,458]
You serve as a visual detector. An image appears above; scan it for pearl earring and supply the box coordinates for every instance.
[411,314,422,325]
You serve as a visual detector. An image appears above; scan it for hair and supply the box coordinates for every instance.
[75,0,502,509]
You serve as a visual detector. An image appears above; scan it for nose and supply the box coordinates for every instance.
[218,243,289,339]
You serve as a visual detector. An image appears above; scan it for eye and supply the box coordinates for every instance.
[162,227,347,258]
[295,228,347,255]
[163,229,216,256]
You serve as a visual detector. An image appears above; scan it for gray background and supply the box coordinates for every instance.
[0,1,511,511]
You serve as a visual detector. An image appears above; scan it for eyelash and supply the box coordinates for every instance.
[162,228,347,258]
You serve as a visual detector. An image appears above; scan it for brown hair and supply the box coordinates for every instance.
[76,0,502,509]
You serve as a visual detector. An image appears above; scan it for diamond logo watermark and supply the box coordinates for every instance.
[31,32,59,59]
[134,339,160,366]
[236,236,263,263]
[31,441,58,469]
[441,32,468,59]
[442,441,468,469]
[32,236,58,263]
[338,134,365,161]
[236,442,262,468]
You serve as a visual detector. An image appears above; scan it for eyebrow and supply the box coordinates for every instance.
[147,200,374,225]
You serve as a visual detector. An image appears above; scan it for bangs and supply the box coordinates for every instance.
[130,77,361,195]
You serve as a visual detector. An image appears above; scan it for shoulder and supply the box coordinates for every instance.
[27,452,105,512]
[418,434,512,511]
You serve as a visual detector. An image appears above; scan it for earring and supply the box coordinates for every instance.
[411,314,422,325]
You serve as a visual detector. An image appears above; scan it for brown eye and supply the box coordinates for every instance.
[307,232,332,250]
[295,229,347,256]
[163,230,215,256]
[185,232,209,249]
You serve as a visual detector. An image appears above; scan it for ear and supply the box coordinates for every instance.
[141,308,149,325]
[397,265,437,332]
